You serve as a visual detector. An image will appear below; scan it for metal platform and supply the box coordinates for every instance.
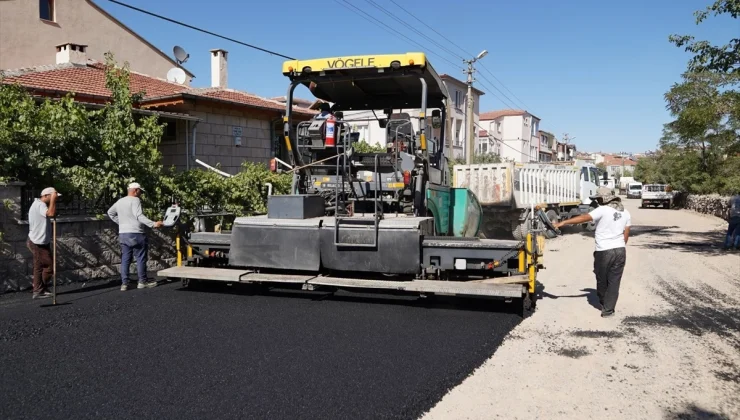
[188,232,232,246]
[157,266,526,299]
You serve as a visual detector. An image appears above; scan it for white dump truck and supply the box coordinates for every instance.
[453,161,601,240]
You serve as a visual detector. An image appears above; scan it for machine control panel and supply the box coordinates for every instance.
[163,204,181,228]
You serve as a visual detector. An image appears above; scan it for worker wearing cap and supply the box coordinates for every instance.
[553,194,631,318]
[26,187,60,299]
[107,182,163,291]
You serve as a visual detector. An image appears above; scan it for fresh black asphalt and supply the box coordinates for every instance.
[0,278,522,420]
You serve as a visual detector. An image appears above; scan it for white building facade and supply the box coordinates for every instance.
[479,110,541,163]
[341,74,484,159]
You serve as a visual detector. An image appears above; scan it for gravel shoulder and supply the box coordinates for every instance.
[421,199,740,420]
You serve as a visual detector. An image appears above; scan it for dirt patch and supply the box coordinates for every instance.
[555,346,590,359]
[570,329,625,339]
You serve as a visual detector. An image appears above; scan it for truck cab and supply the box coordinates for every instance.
[627,182,643,199]
[579,165,600,205]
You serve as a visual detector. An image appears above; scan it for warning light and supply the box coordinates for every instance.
[403,171,411,186]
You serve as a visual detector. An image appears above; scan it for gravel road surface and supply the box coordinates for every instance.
[421,198,740,420]
[0,272,522,419]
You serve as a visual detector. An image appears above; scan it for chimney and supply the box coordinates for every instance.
[56,43,88,65]
[210,49,228,88]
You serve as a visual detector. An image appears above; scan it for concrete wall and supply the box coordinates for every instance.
[158,102,281,175]
[0,183,176,294]
[0,0,190,84]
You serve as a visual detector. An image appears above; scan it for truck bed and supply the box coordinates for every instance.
[453,162,581,208]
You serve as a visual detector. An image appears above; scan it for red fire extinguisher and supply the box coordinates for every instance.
[325,114,336,147]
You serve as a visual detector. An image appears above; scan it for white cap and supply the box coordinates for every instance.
[40,187,61,197]
[128,182,145,192]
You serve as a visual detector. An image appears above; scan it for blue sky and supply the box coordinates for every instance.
[98,0,736,153]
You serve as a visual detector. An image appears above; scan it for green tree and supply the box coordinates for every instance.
[61,52,168,213]
[651,2,740,195]
[450,152,503,167]
[669,0,740,76]
[352,140,385,153]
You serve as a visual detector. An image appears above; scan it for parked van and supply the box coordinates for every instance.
[627,182,643,198]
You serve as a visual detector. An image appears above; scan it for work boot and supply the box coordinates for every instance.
[601,309,615,318]
[137,281,158,289]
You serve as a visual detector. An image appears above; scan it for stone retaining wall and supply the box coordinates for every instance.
[673,192,733,220]
[0,183,176,294]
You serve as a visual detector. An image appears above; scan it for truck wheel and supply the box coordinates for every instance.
[512,219,531,241]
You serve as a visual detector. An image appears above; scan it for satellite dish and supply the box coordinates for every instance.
[167,67,187,84]
[173,46,189,64]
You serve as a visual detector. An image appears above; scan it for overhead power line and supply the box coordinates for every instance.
[362,0,465,62]
[388,0,475,58]
[478,65,533,111]
[386,0,533,113]
[333,0,461,70]
[106,0,295,60]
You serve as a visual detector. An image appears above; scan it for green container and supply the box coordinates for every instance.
[451,188,482,237]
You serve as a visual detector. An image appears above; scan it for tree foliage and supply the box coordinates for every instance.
[352,140,386,153]
[450,152,503,167]
[644,1,740,195]
[0,52,289,220]
[669,0,740,75]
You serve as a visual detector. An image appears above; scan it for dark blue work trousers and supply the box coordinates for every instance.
[119,233,148,284]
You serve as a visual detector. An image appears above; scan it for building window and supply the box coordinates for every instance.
[496,122,502,133]
[454,91,462,109]
[455,120,462,145]
[40,0,55,21]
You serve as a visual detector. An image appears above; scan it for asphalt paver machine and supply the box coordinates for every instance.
[158,52,547,315]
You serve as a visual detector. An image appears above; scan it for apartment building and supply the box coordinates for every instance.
[479,109,540,163]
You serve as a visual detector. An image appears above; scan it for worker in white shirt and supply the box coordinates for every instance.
[553,195,631,318]
[26,187,60,299]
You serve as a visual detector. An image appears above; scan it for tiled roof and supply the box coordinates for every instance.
[480,109,530,120]
[603,155,637,166]
[0,61,314,116]
[479,130,489,137]
[183,88,314,116]
[0,61,188,100]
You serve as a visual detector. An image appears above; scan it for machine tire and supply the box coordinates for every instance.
[517,290,535,318]
[543,209,559,239]
[512,218,531,241]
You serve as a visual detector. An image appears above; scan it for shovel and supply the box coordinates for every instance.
[52,217,57,305]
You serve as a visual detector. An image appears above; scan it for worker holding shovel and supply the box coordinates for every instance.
[26,187,60,299]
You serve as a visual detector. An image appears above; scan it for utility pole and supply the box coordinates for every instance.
[464,50,488,164]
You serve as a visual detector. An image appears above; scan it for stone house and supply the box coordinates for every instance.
[1,44,315,175]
